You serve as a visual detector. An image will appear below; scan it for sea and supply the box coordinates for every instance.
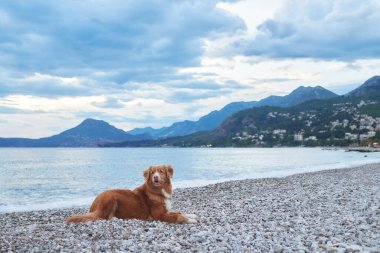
[0,147,379,213]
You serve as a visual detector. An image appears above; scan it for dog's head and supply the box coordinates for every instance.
[143,165,174,189]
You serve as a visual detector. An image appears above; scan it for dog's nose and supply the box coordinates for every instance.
[153,175,159,181]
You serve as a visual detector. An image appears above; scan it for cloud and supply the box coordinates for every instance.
[164,80,249,102]
[0,94,106,112]
[0,105,38,114]
[93,98,125,109]
[240,0,380,60]
[0,0,244,83]
[0,0,248,117]
[0,72,94,97]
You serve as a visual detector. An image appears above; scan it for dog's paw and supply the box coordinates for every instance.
[186,218,197,224]
[185,213,198,219]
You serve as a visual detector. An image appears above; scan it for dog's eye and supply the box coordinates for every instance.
[151,171,154,174]
[160,170,163,173]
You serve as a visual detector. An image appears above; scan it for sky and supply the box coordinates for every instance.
[1,0,380,138]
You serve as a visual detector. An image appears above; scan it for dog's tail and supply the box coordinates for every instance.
[66,212,99,223]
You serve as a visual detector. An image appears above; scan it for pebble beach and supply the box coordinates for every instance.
[1,163,379,252]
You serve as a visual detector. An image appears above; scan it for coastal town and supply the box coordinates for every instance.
[231,99,380,147]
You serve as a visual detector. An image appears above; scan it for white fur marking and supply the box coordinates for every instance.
[164,199,172,211]
[161,189,172,211]
[185,214,198,219]
[161,189,172,199]
[187,218,197,224]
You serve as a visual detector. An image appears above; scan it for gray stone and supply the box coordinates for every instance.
[0,163,379,252]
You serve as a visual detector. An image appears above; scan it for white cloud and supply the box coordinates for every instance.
[241,0,380,60]
[179,55,380,97]
[23,72,85,87]
[218,0,282,34]
[0,95,105,112]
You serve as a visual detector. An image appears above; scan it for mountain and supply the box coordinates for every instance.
[346,76,380,97]
[127,126,157,136]
[127,103,260,138]
[258,86,338,107]
[127,86,337,138]
[104,92,380,148]
[203,93,380,147]
[0,119,149,147]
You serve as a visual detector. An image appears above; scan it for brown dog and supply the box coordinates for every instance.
[66,165,197,224]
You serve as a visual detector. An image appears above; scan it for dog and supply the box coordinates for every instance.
[66,165,197,224]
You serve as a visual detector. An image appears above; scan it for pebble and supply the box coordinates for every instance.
[0,163,379,252]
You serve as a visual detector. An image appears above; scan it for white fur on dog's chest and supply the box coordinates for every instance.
[164,198,172,211]
[162,189,172,211]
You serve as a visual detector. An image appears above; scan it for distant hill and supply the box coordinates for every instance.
[127,86,337,138]
[258,86,337,107]
[0,119,149,147]
[346,76,380,97]
[105,93,380,148]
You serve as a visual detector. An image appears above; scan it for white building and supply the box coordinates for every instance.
[305,136,317,141]
[273,129,287,135]
[357,100,366,107]
[359,131,376,140]
[345,133,358,140]
[294,133,303,141]
[368,131,376,137]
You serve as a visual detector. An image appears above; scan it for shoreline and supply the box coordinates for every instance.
[345,147,380,153]
[1,163,379,252]
[1,146,379,150]
[2,160,380,214]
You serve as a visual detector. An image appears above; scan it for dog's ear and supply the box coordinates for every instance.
[166,165,174,178]
[143,167,151,181]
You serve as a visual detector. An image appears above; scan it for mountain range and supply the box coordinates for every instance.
[127,85,337,138]
[105,75,380,148]
[1,75,378,147]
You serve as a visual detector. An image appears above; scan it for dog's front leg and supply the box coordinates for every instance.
[151,207,197,224]
[169,211,198,220]
[162,211,197,224]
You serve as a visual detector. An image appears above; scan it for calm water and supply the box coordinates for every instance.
[0,147,379,212]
